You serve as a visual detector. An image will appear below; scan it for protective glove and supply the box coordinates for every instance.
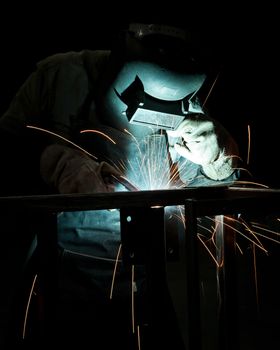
[167,113,239,181]
[40,144,121,194]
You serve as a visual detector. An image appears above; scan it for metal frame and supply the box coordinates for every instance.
[1,186,279,348]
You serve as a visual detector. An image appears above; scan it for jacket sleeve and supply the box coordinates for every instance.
[0,51,112,195]
[40,143,120,194]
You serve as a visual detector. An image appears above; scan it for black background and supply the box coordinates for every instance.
[0,5,278,187]
[0,3,279,349]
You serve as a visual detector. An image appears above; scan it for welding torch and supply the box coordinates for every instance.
[110,174,139,192]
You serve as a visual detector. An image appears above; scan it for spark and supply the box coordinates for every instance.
[26,125,97,159]
[124,128,141,149]
[234,180,270,188]
[22,274,37,339]
[80,129,116,144]
[250,224,280,245]
[202,70,221,108]
[109,244,122,299]
[207,216,268,253]
[27,131,279,350]
[26,124,178,191]
[247,124,251,165]
[252,245,260,315]
[234,167,253,177]
[115,132,181,191]
[26,119,279,342]
[197,211,278,314]
[131,265,135,334]
[165,193,278,268]
[197,233,220,267]
[238,216,265,249]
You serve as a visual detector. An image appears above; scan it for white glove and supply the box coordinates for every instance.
[167,113,239,181]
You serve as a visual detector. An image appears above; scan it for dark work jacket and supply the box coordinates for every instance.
[0,49,238,301]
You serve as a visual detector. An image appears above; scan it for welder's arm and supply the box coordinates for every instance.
[167,113,239,181]
[40,144,121,194]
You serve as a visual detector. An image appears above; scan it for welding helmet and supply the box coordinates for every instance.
[98,22,217,134]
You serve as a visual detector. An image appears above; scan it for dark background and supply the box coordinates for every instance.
[0,6,278,187]
[0,4,279,349]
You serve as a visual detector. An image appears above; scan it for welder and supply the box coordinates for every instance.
[0,21,240,348]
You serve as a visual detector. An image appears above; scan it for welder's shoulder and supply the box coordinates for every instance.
[36,49,110,74]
